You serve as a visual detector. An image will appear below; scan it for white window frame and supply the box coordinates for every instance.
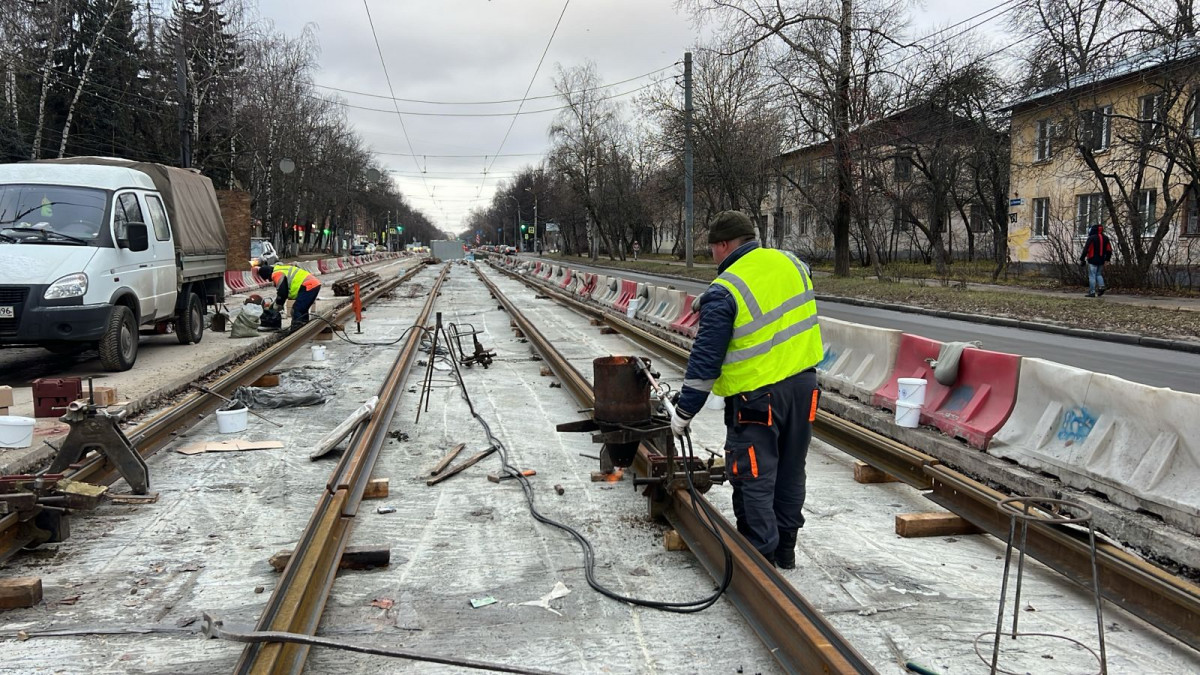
[1139,93,1165,142]
[1079,105,1112,151]
[1035,118,1054,161]
[1032,197,1050,238]
[1185,187,1200,236]
[1076,193,1104,236]
[1136,189,1157,238]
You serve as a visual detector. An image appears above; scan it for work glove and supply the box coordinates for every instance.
[670,408,692,437]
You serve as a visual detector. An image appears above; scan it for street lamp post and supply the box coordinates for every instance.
[525,187,538,254]
[505,194,521,253]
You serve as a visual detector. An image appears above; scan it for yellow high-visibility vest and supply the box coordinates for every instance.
[271,264,317,300]
[710,248,823,397]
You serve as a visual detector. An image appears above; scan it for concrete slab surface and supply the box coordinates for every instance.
[0,262,1195,674]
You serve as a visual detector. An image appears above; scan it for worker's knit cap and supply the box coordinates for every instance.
[707,210,756,244]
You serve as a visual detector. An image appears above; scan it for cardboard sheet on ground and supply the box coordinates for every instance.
[176,440,284,455]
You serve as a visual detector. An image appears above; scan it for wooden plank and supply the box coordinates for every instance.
[664,530,689,551]
[427,447,496,486]
[269,546,390,572]
[362,478,389,500]
[0,577,42,609]
[853,460,899,484]
[895,512,983,538]
[250,373,280,388]
[429,443,466,476]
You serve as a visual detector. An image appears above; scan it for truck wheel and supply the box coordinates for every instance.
[99,305,138,371]
[176,293,204,345]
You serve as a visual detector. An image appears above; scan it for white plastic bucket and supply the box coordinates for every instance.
[311,345,327,362]
[0,416,36,449]
[895,401,921,428]
[216,406,249,434]
[897,377,927,406]
[626,298,640,319]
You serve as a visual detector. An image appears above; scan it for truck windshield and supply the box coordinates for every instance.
[0,184,107,244]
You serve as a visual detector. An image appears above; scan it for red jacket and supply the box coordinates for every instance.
[1081,225,1112,266]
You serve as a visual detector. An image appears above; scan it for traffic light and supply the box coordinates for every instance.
[520,223,527,232]
[323,228,331,236]
[396,225,404,234]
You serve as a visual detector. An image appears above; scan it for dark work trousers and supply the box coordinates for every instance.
[289,285,320,328]
[723,369,820,561]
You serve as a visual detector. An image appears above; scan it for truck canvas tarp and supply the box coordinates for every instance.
[32,157,226,258]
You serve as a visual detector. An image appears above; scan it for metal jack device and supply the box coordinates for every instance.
[557,356,724,518]
[46,378,149,495]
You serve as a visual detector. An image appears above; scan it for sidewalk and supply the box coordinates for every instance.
[543,252,1200,315]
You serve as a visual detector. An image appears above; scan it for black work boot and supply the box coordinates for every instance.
[775,529,798,569]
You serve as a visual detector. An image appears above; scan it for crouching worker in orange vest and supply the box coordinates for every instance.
[255,264,321,331]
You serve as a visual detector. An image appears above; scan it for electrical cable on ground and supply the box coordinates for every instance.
[431,319,734,613]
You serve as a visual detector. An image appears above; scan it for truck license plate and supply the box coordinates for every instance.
[0,306,12,318]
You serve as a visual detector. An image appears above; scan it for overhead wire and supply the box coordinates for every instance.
[314,63,676,106]
[475,0,571,200]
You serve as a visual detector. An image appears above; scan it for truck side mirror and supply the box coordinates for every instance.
[125,222,149,252]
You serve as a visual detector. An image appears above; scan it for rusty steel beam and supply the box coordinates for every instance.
[236,264,449,675]
[476,263,876,674]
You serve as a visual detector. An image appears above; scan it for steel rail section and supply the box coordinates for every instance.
[0,262,427,564]
[485,258,1200,655]
[76,263,428,486]
[476,264,875,675]
[235,264,449,674]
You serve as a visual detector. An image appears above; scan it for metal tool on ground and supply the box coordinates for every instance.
[414,313,445,424]
[447,322,495,368]
[189,383,282,428]
[310,396,379,460]
[556,356,720,515]
[47,400,148,495]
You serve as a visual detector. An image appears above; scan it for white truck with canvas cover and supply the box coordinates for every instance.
[0,158,227,371]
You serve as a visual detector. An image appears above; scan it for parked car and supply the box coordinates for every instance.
[350,243,367,256]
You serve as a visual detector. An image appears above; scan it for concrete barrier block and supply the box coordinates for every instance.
[653,289,687,327]
[991,358,1200,534]
[613,280,638,313]
[635,284,655,320]
[817,317,901,403]
[873,333,1020,449]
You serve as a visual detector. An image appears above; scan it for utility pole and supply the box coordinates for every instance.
[684,51,694,268]
[175,26,191,168]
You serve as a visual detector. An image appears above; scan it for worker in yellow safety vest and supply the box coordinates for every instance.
[669,210,823,569]
[255,263,322,331]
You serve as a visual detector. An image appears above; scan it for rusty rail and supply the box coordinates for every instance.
[234,263,449,674]
[487,256,1200,653]
[476,263,876,674]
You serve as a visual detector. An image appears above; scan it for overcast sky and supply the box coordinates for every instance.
[253,0,1012,234]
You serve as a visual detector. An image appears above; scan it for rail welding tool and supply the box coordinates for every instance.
[556,356,724,518]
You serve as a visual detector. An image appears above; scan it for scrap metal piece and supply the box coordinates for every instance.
[48,401,149,495]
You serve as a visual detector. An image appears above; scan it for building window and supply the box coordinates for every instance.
[1035,118,1055,161]
[1185,187,1200,236]
[969,204,987,233]
[1076,193,1104,236]
[1136,189,1157,237]
[1032,197,1050,238]
[1139,93,1165,142]
[894,154,912,181]
[892,206,909,232]
[1079,105,1112,151]
[1192,94,1200,138]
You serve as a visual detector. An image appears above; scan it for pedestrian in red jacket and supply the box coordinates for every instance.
[1080,224,1113,297]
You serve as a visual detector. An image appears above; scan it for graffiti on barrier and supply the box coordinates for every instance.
[1057,407,1096,444]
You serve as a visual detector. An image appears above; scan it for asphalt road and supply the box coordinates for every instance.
[521,255,1200,395]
